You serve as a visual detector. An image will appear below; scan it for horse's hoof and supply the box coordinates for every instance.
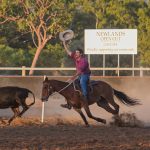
[85,124,90,127]
[5,122,10,126]
[102,119,106,124]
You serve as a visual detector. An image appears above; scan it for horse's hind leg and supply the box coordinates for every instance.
[83,102,106,124]
[106,96,119,115]
[97,97,118,115]
[74,108,89,127]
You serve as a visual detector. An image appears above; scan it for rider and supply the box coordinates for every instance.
[61,41,91,109]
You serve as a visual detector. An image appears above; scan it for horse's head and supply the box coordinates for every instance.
[41,77,55,102]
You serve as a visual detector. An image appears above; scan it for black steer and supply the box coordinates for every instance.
[0,86,35,124]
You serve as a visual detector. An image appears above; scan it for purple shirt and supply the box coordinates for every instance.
[70,52,91,75]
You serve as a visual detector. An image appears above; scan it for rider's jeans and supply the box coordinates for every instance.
[79,74,90,97]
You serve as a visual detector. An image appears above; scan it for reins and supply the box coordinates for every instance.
[49,78,81,97]
[72,81,82,94]
[66,77,81,94]
[55,77,80,94]
[49,80,73,97]
[57,82,73,93]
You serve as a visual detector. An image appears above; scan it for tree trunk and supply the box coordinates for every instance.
[29,46,43,75]
[29,36,51,75]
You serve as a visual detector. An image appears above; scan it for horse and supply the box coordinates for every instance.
[41,77,140,127]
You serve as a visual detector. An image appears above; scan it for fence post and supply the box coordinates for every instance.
[132,54,135,76]
[103,55,105,76]
[140,66,143,77]
[117,67,120,76]
[22,66,26,76]
[41,75,46,123]
[117,54,120,76]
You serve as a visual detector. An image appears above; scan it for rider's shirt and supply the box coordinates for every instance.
[70,52,91,75]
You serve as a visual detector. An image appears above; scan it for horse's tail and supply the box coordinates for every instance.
[113,89,140,106]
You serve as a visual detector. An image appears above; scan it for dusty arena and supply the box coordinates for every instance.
[0,117,150,150]
[0,76,150,150]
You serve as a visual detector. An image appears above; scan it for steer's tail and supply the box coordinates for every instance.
[113,89,141,106]
[27,90,35,106]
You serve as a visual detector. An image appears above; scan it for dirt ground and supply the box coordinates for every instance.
[0,117,150,150]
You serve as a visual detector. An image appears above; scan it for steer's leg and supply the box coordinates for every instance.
[18,98,29,117]
[8,107,20,124]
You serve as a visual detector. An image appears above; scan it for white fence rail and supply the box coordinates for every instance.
[0,66,149,77]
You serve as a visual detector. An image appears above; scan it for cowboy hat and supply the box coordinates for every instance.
[59,29,74,42]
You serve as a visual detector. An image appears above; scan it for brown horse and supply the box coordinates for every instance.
[41,77,140,127]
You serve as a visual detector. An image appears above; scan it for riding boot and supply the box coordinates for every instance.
[60,103,72,110]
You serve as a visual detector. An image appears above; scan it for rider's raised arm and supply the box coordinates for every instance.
[63,41,72,56]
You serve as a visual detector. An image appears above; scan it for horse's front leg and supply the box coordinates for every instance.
[83,101,106,124]
[74,108,89,127]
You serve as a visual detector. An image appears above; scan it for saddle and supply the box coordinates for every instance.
[73,79,99,95]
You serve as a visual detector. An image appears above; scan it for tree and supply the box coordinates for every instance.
[70,0,150,73]
[137,1,150,66]
[0,0,72,75]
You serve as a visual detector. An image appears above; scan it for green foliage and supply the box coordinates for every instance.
[0,0,150,75]
[37,43,64,67]
[0,44,31,67]
[137,3,150,66]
